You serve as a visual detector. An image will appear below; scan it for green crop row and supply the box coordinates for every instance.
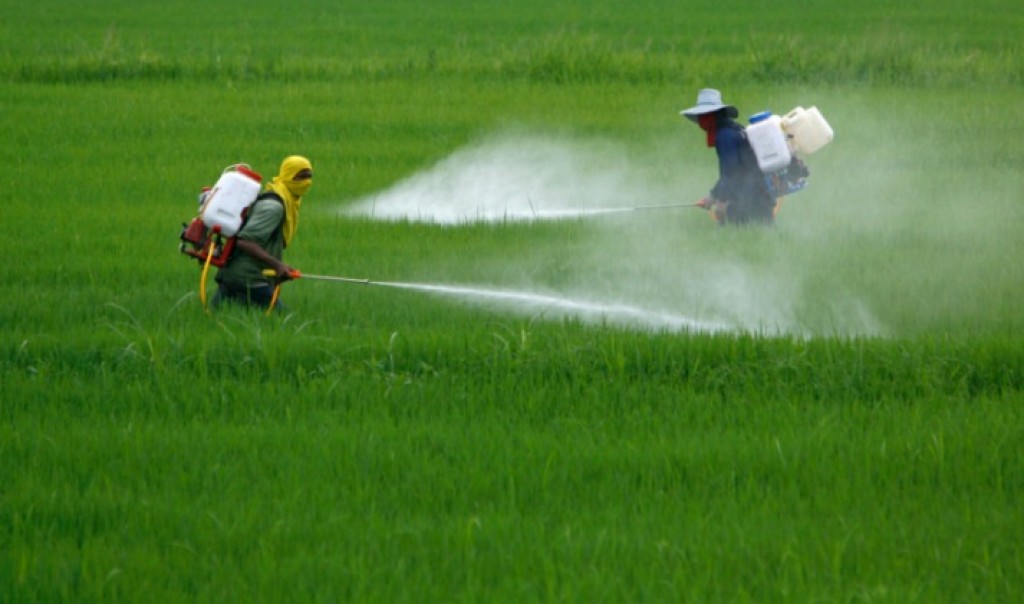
[2,0,1022,87]
[4,330,1022,602]
[7,311,1024,408]
[4,33,1021,87]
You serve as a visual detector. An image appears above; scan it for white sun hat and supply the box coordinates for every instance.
[680,88,739,123]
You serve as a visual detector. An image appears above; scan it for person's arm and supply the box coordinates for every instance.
[234,239,295,280]
[234,200,296,281]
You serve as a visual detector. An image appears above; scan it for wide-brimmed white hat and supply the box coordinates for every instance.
[680,88,738,123]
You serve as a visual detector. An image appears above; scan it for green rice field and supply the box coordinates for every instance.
[2,1,1023,601]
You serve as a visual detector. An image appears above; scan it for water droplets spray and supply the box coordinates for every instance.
[373,281,730,333]
[336,132,883,336]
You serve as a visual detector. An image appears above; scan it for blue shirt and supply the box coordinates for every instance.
[709,119,775,223]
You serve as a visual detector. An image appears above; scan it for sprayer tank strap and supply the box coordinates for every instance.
[214,194,287,286]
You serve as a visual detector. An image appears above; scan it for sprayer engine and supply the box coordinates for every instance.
[179,218,238,267]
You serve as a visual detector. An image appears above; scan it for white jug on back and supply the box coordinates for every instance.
[782,106,833,155]
[746,111,792,174]
[199,164,263,236]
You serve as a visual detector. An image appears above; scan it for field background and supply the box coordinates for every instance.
[2,0,1023,602]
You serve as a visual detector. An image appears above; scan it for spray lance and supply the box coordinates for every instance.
[616,200,723,222]
[253,201,712,314]
[525,200,707,220]
[256,268,729,333]
[601,201,705,212]
[261,269,372,314]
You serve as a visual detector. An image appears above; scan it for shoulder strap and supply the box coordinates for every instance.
[249,190,286,243]
[731,124,760,168]
[254,191,284,205]
[235,191,285,235]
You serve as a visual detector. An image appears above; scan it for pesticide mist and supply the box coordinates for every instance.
[343,132,890,336]
[344,135,685,223]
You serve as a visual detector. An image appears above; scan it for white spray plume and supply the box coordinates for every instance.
[343,134,681,224]
[377,281,730,334]
[340,132,884,337]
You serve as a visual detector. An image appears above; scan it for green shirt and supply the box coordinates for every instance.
[215,196,285,287]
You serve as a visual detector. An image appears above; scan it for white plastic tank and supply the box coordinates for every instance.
[199,164,263,236]
[781,106,833,155]
[746,112,792,173]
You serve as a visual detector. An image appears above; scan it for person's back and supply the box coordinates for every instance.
[711,120,775,225]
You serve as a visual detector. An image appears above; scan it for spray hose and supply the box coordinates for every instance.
[267,282,282,315]
[199,239,216,312]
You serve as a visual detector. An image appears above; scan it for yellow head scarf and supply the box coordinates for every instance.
[265,155,313,247]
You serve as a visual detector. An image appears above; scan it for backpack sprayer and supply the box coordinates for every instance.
[746,105,833,198]
[179,164,264,310]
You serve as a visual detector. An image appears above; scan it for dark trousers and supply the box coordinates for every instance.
[724,198,775,226]
[212,282,282,311]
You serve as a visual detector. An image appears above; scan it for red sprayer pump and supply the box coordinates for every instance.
[179,164,264,310]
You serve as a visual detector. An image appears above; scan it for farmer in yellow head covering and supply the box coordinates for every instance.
[265,155,313,247]
[213,155,314,311]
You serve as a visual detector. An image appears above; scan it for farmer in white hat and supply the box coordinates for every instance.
[681,89,775,225]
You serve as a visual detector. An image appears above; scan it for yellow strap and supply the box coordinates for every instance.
[266,284,281,316]
[261,268,281,315]
[199,239,216,312]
